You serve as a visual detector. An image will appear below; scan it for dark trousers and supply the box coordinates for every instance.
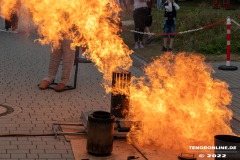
[5,19,11,30]
[5,13,19,31]
[133,7,148,42]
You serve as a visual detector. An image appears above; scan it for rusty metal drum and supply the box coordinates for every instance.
[86,111,115,156]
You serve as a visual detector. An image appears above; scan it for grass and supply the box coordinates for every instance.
[120,0,240,62]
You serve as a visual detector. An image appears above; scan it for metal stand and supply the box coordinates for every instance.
[111,71,131,118]
[81,110,134,138]
[52,122,86,139]
[52,109,137,139]
[218,65,238,71]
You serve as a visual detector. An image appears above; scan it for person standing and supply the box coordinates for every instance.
[144,0,153,43]
[162,0,180,52]
[38,39,75,92]
[133,0,148,49]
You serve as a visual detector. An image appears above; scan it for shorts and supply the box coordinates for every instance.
[163,19,176,38]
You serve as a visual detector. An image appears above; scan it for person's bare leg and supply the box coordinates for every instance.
[164,37,168,48]
[162,37,168,51]
[54,39,75,92]
[39,45,62,89]
[60,39,75,85]
[169,38,174,50]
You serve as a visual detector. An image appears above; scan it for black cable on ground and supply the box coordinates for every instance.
[0,132,87,137]
[0,133,55,137]
[131,144,148,160]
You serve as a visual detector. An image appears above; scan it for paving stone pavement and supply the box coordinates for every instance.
[0,18,144,160]
[210,62,240,134]
[0,17,240,160]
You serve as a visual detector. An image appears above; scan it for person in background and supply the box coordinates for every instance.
[133,0,148,49]
[38,39,75,92]
[156,0,163,10]
[162,0,180,52]
[5,19,12,31]
[144,0,153,43]
[4,0,21,31]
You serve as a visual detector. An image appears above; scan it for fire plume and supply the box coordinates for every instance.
[128,52,233,152]
[0,0,132,89]
[0,0,19,19]
[0,0,236,154]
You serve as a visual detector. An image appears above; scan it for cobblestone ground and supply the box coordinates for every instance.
[0,18,143,159]
[0,17,240,160]
[211,62,240,134]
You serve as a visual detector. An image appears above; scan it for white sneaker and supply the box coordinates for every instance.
[134,43,139,49]
[139,43,144,49]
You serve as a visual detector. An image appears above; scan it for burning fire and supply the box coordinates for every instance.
[0,0,236,155]
[0,0,17,19]
[128,52,233,152]
[0,0,132,89]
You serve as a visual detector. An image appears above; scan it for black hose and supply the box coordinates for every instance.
[0,132,87,137]
[0,133,55,137]
[131,144,148,160]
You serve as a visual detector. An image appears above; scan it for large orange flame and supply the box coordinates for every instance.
[0,0,236,155]
[128,52,233,152]
[0,0,132,89]
[0,0,20,19]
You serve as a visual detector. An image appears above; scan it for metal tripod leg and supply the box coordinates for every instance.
[73,46,80,89]
[52,122,86,139]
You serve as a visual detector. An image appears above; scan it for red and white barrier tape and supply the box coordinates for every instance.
[231,19,240,28]
[128,29,155,36]
[122,18,227,36]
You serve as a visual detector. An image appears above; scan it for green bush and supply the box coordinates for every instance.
[121,1,240,60]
